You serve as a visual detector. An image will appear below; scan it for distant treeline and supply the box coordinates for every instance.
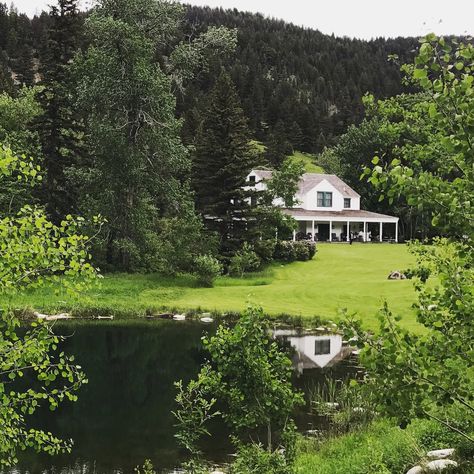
[178,6,418,151]
[0,3,418,152]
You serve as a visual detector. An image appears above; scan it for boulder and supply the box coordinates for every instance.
[426,449,455,459]
[34,311,71,321]
[200,317,214,323]
[407,459,459,473]
[388,270,407,280]
[406,467,423,474]
[425,459,458,471]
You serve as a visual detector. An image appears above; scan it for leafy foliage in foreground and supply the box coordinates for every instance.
[344,34,474,444]
[0,146,97,466]
[174,306,303,472]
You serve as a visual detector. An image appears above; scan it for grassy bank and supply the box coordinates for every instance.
[289,150,325,173]
[3,244,417,330]
[296,418,473,474]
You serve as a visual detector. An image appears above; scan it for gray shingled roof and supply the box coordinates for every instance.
[299,173,360,197]
[252,170,360,198]
[253,169,273,180]
[283,208,398,220]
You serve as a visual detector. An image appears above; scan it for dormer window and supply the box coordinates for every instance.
[317,191,332,207]
[344,198,351,209]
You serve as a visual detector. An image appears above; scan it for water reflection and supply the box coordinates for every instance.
[4,321,356,474]
[273,329,354,373]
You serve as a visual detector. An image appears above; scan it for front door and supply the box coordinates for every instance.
[318,223,330,241]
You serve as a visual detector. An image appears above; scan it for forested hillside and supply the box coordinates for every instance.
[179,6,418,152]
[0,3,418,152]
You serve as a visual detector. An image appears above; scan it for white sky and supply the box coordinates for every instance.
[11,0,474,40]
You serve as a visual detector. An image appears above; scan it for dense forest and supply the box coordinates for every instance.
[179,6,418,152]
[0,3,418,152]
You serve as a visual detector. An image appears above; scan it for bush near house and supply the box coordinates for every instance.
[254,239,277,263]
[228,243,261,277]
[274,240,317,262]
[193,254,222,287]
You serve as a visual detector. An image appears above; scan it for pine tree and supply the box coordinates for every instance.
[287,121,303,151]
[0,55,13,94]
[35,0,83,222]
[264,120,292,167]
[192,71,254,257]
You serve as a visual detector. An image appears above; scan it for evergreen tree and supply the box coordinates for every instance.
[0,54,13,94]
[192,71,254,257]
[35,0,83,223]
[287,120,303,151]
[264,120,292,167]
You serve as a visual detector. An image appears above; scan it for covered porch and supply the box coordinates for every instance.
[283,209,399,243]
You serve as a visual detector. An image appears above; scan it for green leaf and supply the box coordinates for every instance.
[413,68,427,79]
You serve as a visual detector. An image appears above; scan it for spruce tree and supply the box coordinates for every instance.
[192,71,254,257]
[35,0,83,222]
[264,120,292,167]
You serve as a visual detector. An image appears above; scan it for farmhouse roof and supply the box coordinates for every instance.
[252,170,360,198]
[283,208,398,220]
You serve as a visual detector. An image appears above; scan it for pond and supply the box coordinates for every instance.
[5,320,359,474]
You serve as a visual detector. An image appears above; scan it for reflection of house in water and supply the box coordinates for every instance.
[274,329,354,374]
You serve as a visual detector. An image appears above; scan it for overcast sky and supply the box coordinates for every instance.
[11,0,474,40]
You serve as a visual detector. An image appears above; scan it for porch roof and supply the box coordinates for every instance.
[283,208,398,222]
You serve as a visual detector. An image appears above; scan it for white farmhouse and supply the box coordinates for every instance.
[247,169,399,242]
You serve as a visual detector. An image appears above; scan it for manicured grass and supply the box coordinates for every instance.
[4,243,418,330]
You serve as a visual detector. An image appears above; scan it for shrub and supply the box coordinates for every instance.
[193,254,222,287]
[229,243,261,277]
[273,240,297,262]
[134,460,156,474]
[230,442,291,474]
[293,241,310,261]
[274,240,317,262]
[254,239,276,263]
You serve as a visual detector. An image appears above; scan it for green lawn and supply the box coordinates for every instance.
[289,150,325,173]
[6,243,418,330]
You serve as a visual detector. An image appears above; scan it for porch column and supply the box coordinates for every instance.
[395,220,398,243]
[379,222,383,242]
[292,229,296,242]
[346,220,350,242]
[363,221,367,242]
[311,220,315,242]
[329,220,332,242]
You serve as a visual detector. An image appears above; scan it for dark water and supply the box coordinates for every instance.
[6,321,356,474]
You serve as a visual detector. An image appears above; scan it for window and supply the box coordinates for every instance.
[248,175,256,183]
[344,198,351,208]
[315,339,331,355]
[317,191,332,207]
